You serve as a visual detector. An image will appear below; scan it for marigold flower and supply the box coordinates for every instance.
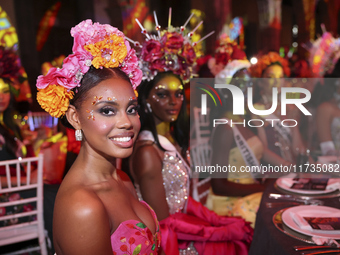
[37,85,74,118]
[85,34,127,69]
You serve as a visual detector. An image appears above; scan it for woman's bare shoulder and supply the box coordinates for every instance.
[53,185,112,254]
[55,184,106,220]
[131,140,163,177]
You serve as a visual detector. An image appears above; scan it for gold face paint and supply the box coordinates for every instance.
[0,79,10,93]
[155,81,183,91]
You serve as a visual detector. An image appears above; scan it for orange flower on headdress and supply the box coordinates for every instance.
[249,52,290,78]
[37,85,74,118]
[85,34,127,69]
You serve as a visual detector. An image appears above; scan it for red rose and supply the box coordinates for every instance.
[149,58,166,72]
[141,39,163,62]
[161,32,184,54]
[182,43,196,65]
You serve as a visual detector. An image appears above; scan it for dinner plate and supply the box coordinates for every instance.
[281,205,340,239]
[276,177,339,195]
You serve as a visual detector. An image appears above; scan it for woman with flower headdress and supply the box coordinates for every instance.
[0,46,38,184]
[129,13,253,255]
[36,20,161,255]
[203,38,265,227]
[249,51,306,163]
[308,30,340,156]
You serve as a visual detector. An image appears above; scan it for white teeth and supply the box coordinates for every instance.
[111,137,131,142]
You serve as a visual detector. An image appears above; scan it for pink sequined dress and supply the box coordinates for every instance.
[111,201,161,255]
[135,130,253,255]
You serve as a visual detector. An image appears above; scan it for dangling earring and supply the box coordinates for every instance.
[75,129,83,141]
[146,102,152,112]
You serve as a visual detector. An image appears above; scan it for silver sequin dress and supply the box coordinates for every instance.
[135,130,198,255]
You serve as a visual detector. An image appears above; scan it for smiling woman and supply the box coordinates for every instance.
[35,20,161,255]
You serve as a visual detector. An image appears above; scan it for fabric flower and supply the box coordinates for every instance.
[85,34,127,69]
[37,85,74,118]
[249,51,290,78]
[141,39,163,62]
[161,32,184,54]
[182,43,196,65]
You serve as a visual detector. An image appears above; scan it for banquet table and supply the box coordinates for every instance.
[249,179,340,255]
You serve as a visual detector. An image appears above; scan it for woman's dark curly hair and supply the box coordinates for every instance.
[137,71,189,156]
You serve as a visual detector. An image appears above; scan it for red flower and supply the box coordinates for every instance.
[23,204,34,212]
[128,237,135,244]
[231,45,247,60]
[215,52,231,66]
[120,245,128,252]
[182,43,196,65]
[150,58,166,72]
[161,32,184,54]
[141,40,163,62]
[0,207,6,216]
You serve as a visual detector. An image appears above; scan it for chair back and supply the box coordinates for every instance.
[0,154,47,255]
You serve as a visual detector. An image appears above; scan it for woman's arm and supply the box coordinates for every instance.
[53,189,112,255]
[210,125,264,196]
[130,143,170,221]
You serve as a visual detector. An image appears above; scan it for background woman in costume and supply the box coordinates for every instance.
[206,39,265,227]
[36,20,160,255]
[129,17,253,255]
[249,51,306,163]
[308,31,340,156]
[0,46,38,183]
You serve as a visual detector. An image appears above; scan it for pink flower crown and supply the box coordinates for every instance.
[36,19,142,118]
[127,9,214,83]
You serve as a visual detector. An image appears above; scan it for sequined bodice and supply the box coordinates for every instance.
[162,152,189,214]
[135,130,190,215]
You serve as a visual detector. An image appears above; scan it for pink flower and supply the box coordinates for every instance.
[141,40,163,62]
[130,69,143,90]
[36,67,61,89]
[9,193,21,201]
[23,204,34,212]
[121,48,142,87]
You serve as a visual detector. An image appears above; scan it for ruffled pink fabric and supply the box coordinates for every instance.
[160,196,253,255]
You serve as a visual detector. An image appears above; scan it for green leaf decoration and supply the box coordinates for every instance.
[152,244,156,251]
[132,244,142,255]
[136,222,147,228]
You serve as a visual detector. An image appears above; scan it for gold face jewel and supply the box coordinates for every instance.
[86,109,95,120]
[107,96,116,101]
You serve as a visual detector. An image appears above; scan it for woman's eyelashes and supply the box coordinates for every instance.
[127,104,139,115]
[98,104,139,116]
[99,106,116,116]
